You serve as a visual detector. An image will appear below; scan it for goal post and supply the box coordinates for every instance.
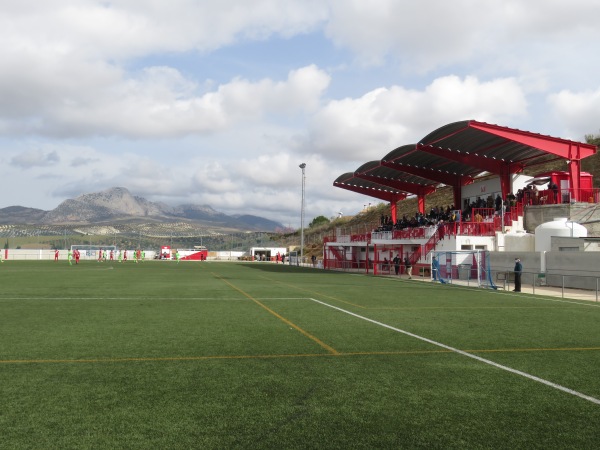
[431,250,497,289]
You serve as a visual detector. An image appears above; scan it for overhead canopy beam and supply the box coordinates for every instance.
[380,159,474,209]
[354,160,438,214]
[334,173,408,223]
[356,173,436,215]
[416,143,518,200]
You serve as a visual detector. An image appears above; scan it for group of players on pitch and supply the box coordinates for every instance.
[57,248,181,265]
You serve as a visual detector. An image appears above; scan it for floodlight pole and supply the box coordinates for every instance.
[299,163,306,265]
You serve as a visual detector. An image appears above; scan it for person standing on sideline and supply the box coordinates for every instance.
[392,254,401,275]
[54,249,59,261]
[404,256,412,279]
[513,258,522,292]
[175,250,180,264]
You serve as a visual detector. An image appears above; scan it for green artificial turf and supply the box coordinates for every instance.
[1,261,600,448]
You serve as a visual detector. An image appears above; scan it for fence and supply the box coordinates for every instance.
[489,270,600,301]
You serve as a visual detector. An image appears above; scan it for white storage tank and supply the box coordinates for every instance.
[535,218,587,252]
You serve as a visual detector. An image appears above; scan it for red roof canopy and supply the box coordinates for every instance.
[334,120,597,216]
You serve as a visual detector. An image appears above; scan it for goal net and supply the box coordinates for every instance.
[431,250,497,289]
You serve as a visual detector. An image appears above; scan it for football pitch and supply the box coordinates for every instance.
[1,260,600,448]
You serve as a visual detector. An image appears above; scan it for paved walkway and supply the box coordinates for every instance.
[326,268,600,303]
[422,276,600,303]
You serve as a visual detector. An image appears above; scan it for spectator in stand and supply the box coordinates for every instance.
[392,254,401,275]
[516,189,524,204]
[523,185,533,205]
[495,194,503,212]
[549,182,559,204]
[474,210,484,234]
[438,221,446,240]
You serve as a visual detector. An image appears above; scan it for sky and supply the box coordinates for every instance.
[1,0,600,228]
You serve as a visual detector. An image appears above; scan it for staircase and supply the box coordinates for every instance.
[410,227,442,265]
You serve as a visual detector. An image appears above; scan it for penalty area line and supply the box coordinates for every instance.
[308,298,600,406]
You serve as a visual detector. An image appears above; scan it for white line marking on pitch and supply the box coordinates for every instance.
[0,297,309,301]
[309,298,600,405]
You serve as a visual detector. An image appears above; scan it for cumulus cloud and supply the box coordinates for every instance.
[547,88,600,139]
[71,156,100,167]
[191,161,240,194]
[325,0,480,69]
[10,150,60,168]
[324,0,600,74]
[303,75,527,161]
[0,63,330,139]
[0,0,329,59]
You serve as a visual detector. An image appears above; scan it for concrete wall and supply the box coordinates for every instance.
[490,250,600,290]
[490,251,541,274]
[503,233,535,252]
[525,203,600,235]
[546,252,600,290]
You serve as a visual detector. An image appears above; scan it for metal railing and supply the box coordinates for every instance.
[493,270,600,301]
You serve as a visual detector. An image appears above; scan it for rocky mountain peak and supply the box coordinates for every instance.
[0,187,284,231]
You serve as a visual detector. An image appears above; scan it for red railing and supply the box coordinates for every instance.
[391,227,430,239]
[518,187,600,205]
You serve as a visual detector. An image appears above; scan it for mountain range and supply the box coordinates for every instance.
[0,187,284,232]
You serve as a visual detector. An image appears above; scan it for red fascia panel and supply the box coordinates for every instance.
[468,121,597,160]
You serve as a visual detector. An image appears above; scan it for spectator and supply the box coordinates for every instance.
[392,254,401,275]
[404,256,412,279]
[513,258,522,292]
[495,194,502,211]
